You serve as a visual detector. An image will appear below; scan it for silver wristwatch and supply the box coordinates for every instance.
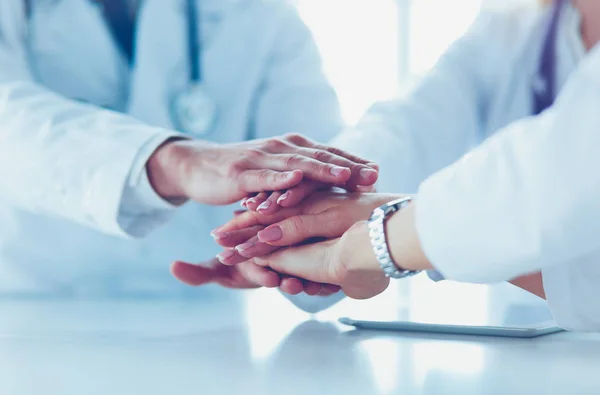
[367,196,421,279]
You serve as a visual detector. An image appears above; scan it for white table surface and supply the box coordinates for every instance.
[0,277,599,395]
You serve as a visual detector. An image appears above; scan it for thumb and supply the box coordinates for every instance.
[171,261,216,286]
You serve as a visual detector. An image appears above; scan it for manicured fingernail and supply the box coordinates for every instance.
[277,192,289,205]
[360,168,378,180]
[235,242,255,252]
[216,250,236,261]
[257,200,271,211]
[330,166,347,177]
[241,199,248,208]
[258,226,282,243]
[211,231,229,241]
[246,198,256,207]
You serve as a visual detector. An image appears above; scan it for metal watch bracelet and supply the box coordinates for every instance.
[367,196,421,279]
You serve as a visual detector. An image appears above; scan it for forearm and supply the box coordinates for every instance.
[386,201,433,272]
[0,81,177,236]
[385,202,544,300]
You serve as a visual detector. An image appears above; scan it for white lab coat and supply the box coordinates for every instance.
[0,0,342,297]
[332,3,600,331]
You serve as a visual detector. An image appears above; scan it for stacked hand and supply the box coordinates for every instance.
[149,134,379,293]
[173,192,410,299]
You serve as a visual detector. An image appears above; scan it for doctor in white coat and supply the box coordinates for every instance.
[0,0,379,298]
[201,0,600,331]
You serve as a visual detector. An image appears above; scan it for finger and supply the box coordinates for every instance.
[252,154,352,184]
[294,147,379,187]
[239,170,303,193]
[218,206,303,233]
[211,225,264,248]
[319,284,342,296]
[302,281,323,296]
[284,134,377,168]
[355,185,377,193]
[170,261,215,286]
[276,182,323,208]
[217,248,251,266]
[256,212,351,246]
[246,193,268,212]
[235,261,280,288]
[235,237,280,259]
[279,276,304,295]
[233,209,247,217]
[256,191,283,215]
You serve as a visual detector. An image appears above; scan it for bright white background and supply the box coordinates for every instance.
[293,0,538,125]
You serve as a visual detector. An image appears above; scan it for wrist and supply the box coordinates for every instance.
[340,221,381,272]
[385,202,431,271]
[146,138,190,201]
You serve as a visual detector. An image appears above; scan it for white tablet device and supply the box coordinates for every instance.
[331,279,564,338]
[338,317,563,338]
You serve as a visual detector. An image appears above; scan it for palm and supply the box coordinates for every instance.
[171,259,262,289]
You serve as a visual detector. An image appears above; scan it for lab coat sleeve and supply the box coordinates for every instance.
[0,3,180,238]
[250,2,343,143]
[330,12,503,193]
[415,44,600,331]
[117,134,184,238]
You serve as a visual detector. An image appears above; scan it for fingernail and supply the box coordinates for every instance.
[257,200,271,211]
[235,242,255,252]
[367,162,379,170]
[211,231,230,241]
[277,192,289,205]
[246,198,256,207]
[241,199,248,208]
[216,249,236,261]
[258,226,282,243]
[330,166,347,177]
[360,168,378,180]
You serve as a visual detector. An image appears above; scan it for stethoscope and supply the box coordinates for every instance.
[24,0,218,136]
[533,0,566,115]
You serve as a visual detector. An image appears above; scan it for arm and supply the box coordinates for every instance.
[248,44,600,329]
[0,2,179,237]
[0,3,374,239]
[330,11,507,194]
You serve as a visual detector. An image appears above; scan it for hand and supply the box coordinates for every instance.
[213,192,403,266]
[242,182,377,215]
[170,258,341,296]
[246,221,389,299]
[147,134,378,206]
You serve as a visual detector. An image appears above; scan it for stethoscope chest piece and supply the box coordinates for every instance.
[172,83,218,136]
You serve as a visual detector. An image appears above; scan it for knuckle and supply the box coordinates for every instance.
[284,133,307,145]
[313,149,333,163]
[245,148,265,160]
[286,216,308,235]
[285,154,305,168]
[264,138,287,151]
[227,162,244,177]
[256,169,272,183]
